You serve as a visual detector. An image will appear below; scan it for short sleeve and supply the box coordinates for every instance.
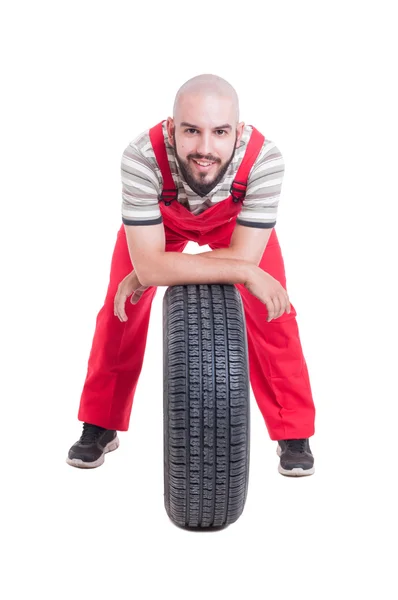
[236,141,285,229]
[121,143,163,226]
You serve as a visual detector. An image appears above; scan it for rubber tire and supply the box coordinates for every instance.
[163,284,250,530]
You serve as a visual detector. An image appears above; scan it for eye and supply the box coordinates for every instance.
[215,130,227,136]
[184,128,198,134]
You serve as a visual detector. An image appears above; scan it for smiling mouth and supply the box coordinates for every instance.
[192,159,216,169]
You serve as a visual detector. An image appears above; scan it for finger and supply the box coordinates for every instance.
[282,293,289,317]
[131,285,149,304]
[266,297,276,322]
[286,293,291,314]
[118,302,128,321]
[273,291,290,320]
[131,291,142,305]
[277,293,291,318]
[280,293,288,317]
[270,295,281,321]
[133,287,146,302]
[276,293,286,319]
[114,293,128,321]
[114,294,119,318]
[281,287,291,314]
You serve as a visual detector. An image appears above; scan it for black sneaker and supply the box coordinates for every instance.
[277,438,315,476]
[66,422,119,469]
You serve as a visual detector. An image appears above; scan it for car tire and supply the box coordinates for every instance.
[163,283,250,529]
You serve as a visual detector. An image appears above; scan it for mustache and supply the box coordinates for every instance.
[188,154,221,163]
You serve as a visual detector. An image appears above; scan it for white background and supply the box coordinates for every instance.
[1,1,397,598]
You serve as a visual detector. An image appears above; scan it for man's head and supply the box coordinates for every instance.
[167,74,245,197]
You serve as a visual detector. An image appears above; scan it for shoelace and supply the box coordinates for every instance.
[285,439,307,453]
[80,422,105,444]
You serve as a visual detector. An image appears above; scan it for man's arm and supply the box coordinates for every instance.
[199,136,284,265]
[124,223,255,287]
[198,223,273,266]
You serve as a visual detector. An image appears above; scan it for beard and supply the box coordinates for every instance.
[173,135,237,197]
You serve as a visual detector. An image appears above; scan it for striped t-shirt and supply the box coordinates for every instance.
[121,121,284,229]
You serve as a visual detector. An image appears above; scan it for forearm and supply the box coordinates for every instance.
[142,251,254,287]
[199,247,242,260]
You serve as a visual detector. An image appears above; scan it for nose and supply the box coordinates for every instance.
[195,132,212,158]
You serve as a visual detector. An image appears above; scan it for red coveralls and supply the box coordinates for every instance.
[78,121,316,441]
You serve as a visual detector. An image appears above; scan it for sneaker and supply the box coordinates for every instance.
[66,422,120,469]
[277,438,315,476]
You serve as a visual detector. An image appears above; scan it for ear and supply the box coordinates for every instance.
[236,121,245,147]
[166,117,175,147]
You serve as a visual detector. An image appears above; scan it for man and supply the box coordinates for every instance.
[67,74,316,476]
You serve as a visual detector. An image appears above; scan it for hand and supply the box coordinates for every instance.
[114,271,150,322]
[244,266,291,321]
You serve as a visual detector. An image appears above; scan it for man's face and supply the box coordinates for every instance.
[167,93,244,197]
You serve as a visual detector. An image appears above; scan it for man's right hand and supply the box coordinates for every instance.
[114,271,150,322]
[244,266,291,321]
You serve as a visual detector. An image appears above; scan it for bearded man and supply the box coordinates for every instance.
[67,74,316,477]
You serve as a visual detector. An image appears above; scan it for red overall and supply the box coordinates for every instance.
[78,121,316,441]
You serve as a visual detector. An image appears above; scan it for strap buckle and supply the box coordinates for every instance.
[230,180,247,203]
[160,188,178,206]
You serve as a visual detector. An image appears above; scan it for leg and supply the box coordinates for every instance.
[208,229,316,441]
[78,224,189,431]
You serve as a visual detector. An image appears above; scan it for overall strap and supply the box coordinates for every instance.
[149,121,265,204]
[230,126,265,202]
[148,121,177,204]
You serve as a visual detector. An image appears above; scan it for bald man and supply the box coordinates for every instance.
[67,74,316,476]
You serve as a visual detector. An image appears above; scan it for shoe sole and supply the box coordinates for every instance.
[66,436,120,469]
[276,444,315,477]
